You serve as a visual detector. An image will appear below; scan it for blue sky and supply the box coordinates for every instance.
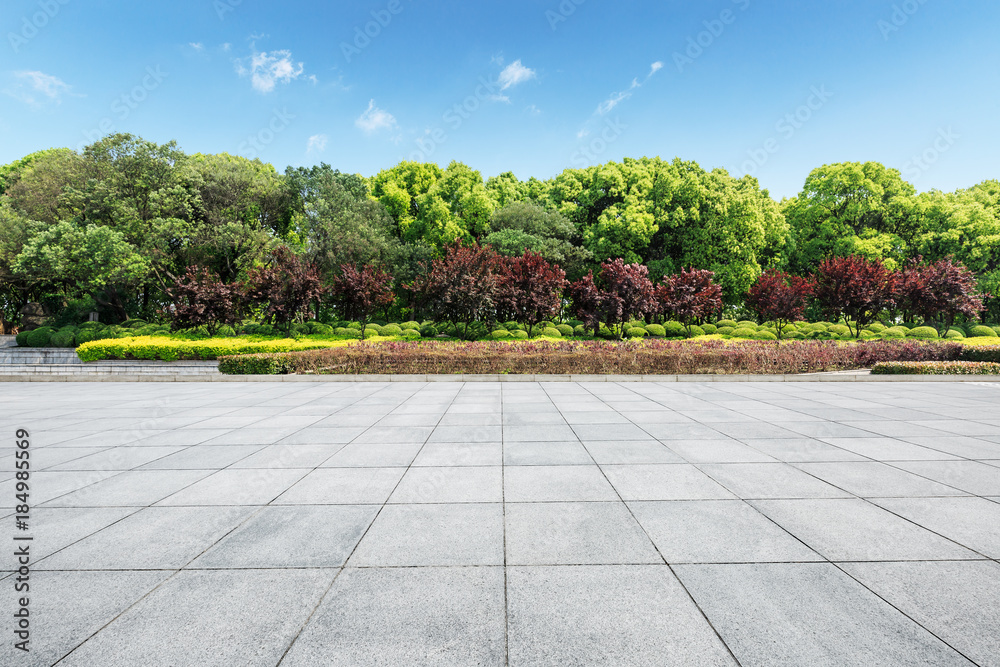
[2,0,997,198]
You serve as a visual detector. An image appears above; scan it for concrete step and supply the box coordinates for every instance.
[0,363,221,376]
[0,348,82,364]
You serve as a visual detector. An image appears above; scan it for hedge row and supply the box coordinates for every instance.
[217,339,964,376]
[75,336,352,362]
[871,361,1000,375]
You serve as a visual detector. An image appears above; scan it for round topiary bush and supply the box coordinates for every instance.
[991,325,1000,336]
[491,330,512,340]
[400,321,421,330]
[555,324,574,336]
[867,322,887,333]
[827,324,852,337]
[859,330,878,340]
[687,325,705,338]
[364,323,382,333]
[539,321,555,329]
[737,320,758,329]
[541,327,562,338]
[503,321,519,330]
[215,325,236,337]
[627,320,646,330]
[511,330,529,340]
[716,326,736,336]
[626,327,648,338]
[645,324,666,337]
[717,319,739,328]
[751,330,777,341]
[883,326,908,338]
[311,323,334,336]
[731,327,757,339]
[345,328,362,338]
[785,331,806,340]
[574,324,590,337]
[380,324,403,336]
[701,323,718,335]
[567,319,584,328]
[334,327,351,336]
[15,330,31,346]
[50,328,76,348]
[122,319,147,329]
[402,328,421,339]
[945,329,965,340]
[907,326,939,340]
[969,325,998,338]
[663,321,686,338]
[257,324,275,336]
[419,325,438,338]
[25,327,55,347]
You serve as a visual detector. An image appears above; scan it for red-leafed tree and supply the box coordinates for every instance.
[407,242,501,339]
[812,255,894,338]
[660,268,724,335]
[244,246,326,333]
[746,269,815,339]
[165,265,245,335]
[496,250,568,338]
[329,264,395,337]
[569,259,655,338]
[898,258,983,334]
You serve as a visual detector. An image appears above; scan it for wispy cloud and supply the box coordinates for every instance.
[236,48,304,93]
[498,60,536,91]
[5,71,75,106]
[355,99,397,134]
[578,61,663,137]
[649,61,664,76]
[189,42,204,51]
[307,134,328,153]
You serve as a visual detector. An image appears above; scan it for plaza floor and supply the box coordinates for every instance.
[2,381,999,666]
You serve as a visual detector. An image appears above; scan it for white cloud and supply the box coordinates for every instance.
[355,99,397,133]
[237,48,304,93]
[649,61,664,76]
[307,134,328,153]
[308,74,318,85]
[597,89,632,115]
[498,60,536,91]
[526,104,542,116]
[5,71,74,106]
[189,42,204,51]
[222,43,232,52]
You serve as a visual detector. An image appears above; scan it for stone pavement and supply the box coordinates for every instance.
[1,381,999,666]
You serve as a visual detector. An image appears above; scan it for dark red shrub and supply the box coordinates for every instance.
[407,242,501,339]
[746,269,815,339]
[244,246,326,332]
[896,258,983,334]
[165,265,244,335]
[329,264,395,334]
[813,256,894,337]
[660,268,724,335]
[496,250,568,338]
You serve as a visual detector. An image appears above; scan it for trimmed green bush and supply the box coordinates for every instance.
[541,327,562,338]
[627,320,646,330]
[827,324,852,337]
[687,325,705,338]
[539,321,555,329]
[701,323,717,335]
[217,353,293,375]
[26,327,55,347]
[716,319,738,328]
[400,321,421,330]
[503,321,519,330]
[419,325,438,338]
[716,326,736,336]
[907,326,939,340]
[380,324,403,336]
[737,320,758,329]
[969,325,997,338]
[567,320,584,328]
[883,326,908,338]
[785,331,806,340]
[992,325,1000,336]
[312,323,335,336]
[960,346,1000,362]
[122,319,147,329]
[402,328,421,339]
[731,327,757,339]
[751,330,777,341]
[345,328,362,338]
[491,330,512,340]
[644,324,666,337]
[50,328,77,348]
[867,322,887,333]
[555,324,574,336]
[945,329,965,340]
[511,330,529,339]
[626,327,648,338]
[663,321,686,338]
[872,361,1000,375]
[15,330,31,346]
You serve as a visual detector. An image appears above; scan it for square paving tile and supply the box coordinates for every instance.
[411,441,503,466]
[739,438,867,462]
[282,567,506,667]
[29,507,138,560]
[839,560,1000,667]
[191,505,378,568]
[137,444,264,470]
[504,465,618,502]
[507,565,737,666]
[273,467,405,504]
[43,470,213,507]
[505,502,661,565]
[389,466,502,503]
[602,464,735,501]
[40,505,258,569]
[0,570,170,667]
[662,439,777,463]
[156,468,308,505]
[817,437,959,461]
[890,460,1000,496]
[570,423,655,441]
[226,443,344,468]
[697,463,852,499]
[582,440,685,464]
[630,500,822,563]
[57,570,332,667]
[793,461,969,497]
[503,440,594,465]
[321,442,423,467]
[503,424,578,441]
[348,503,504,566]
[426,424,502,443]
[675,563,975,667]
[749,498,979,561]
[871,496,1000,558]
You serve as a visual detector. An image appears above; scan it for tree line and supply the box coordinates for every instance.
[0,132,997,329]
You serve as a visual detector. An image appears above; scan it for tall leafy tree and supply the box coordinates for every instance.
[407,243,501,338]
[812,255,895,338]
[244,247,326,332]
[329,264,396,335]
[746,270,815,338]
[496,251,568,337]
[659,269,724,335]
